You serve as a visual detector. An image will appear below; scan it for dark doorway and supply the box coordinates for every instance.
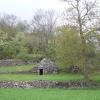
[39,69,43,75]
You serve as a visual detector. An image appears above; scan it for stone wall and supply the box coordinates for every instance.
[0,80,99,88]
[0,59,37,66]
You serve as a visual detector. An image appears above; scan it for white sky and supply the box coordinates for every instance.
[0,0,66,20]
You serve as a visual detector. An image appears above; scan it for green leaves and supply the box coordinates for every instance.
[55,26,81,67]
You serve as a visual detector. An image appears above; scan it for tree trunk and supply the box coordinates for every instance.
[80,32,89,82]
[77,6,89,81]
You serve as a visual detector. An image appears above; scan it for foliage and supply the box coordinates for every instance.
[45,43,56,60]
[0,41,18,59]
[55,26,82,67]
[16,53,43,61]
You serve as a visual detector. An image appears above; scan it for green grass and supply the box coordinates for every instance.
[90,74,100,82]
[0,88,100,100]
[0,74,99,82]
[0,65,33,72]
[0,74,84,81]
[0,65,100,82]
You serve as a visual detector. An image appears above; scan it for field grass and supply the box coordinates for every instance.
[0,73,99,82]
[0,66,100,100]
[0,74,84,81]
[0,88,100,100]
[0,65,100,82]
[0,65,33,72]
[90,74,100,82]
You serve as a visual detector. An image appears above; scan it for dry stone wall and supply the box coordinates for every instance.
[0,59,37,66]
[0,80,99,88]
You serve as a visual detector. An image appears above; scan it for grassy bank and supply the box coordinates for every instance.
[0,74,84,81]
[0,74,99,82]
[0,65,33,72]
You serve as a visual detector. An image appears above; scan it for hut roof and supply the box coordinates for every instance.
[37,58,56,69]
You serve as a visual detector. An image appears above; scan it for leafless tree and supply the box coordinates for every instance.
[31,9,57,52]
[0,13,17,39]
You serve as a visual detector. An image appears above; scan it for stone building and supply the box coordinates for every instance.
[32,58,59,75]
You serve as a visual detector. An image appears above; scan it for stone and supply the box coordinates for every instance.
[0,80,99,88]
[0,59,38,66]
[67,65,80,73]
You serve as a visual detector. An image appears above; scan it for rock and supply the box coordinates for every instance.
[67,65,80,73]
[0,80,99,88]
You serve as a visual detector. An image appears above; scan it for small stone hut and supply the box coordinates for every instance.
[32,58,59,75]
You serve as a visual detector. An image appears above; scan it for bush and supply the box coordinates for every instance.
[0,42,17,59]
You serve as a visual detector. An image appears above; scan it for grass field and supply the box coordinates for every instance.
[0,65,100,82]
[0,88,100,100]
[0,65,33,72]
[0,74,99,82]
[0,74,84,81]
[0,65,100,100]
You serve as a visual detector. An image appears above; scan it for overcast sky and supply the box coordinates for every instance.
[0,0,66,20]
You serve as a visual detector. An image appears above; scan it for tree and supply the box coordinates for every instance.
[62,0,99,81]
[31,9,57,54]
[16,20,29,33]
[55,26,81,67]
[0,13,17,40]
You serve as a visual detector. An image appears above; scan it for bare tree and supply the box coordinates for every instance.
[63,0,99,82]
[31,9,57,52]
[0,13,17,39]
